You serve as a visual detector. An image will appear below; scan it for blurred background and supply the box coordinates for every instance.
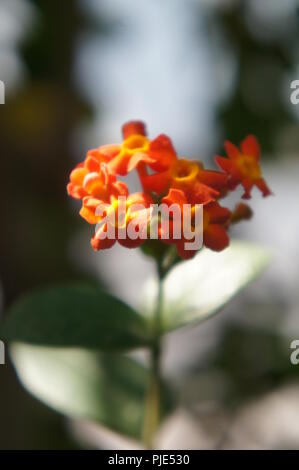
[1,0,299,449]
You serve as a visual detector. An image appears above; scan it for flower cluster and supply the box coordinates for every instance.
[67,121,271,259]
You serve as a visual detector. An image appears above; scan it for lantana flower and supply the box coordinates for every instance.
[160,188,231,259]
[91,192,153,251]
[215,135,272,199]
[67,121,271,260]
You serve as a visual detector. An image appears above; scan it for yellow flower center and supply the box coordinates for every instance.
[122,134,149,155]
[171,159,199,184]
[238,155,261,181]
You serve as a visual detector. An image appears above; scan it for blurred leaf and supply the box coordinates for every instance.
[210,323,296,403]
[10,344,172,440]
[145,241,271,332]
[2,285,150,351]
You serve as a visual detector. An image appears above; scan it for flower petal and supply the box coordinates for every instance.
[141,171,171,194]
[256,178,272,197]
[204,224,230,251]
[205,202,231,224]
[148,134,178,171]
[241,135,260,160]
[122,121,147,139]
[224,140,240,160]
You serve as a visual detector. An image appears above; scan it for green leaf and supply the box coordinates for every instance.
[10,344,172,440]
[2,284,150,350]
[144,241,271,332]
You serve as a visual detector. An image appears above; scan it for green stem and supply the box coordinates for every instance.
[142,262,164,449]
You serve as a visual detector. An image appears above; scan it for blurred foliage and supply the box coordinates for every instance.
[0,362,78,449]
[2,284,150,350]
[177,318,299,416]
[211,324,297,404]
[158,241,270,332]
[1,242,269,444]
[215,2,299,155]
[0,0,94,449]
[10,345,173,440]
[0,0,92,305]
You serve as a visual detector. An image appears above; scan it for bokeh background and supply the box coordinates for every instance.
[1,0,299,449]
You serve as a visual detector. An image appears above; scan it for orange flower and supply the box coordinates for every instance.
[141,158,227,203]
[107,122,153,176]
[215,135,272,199]
[67,121,271,259]
[160,189,231,259]
[230,202,253,224]
[91,192,153,251]
[202,202,231,252]
[106,121,179,177]
[128,134,178,174]
[105,122,181,181]
[67,145,122,200]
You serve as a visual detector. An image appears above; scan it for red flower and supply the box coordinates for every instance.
[67,122,271,259]
[67,145,122,200]
[160,189,231,259]
[230,202,253,224]
[215,135,272,199]
[140,157,227,204]
[90,192,153,251]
